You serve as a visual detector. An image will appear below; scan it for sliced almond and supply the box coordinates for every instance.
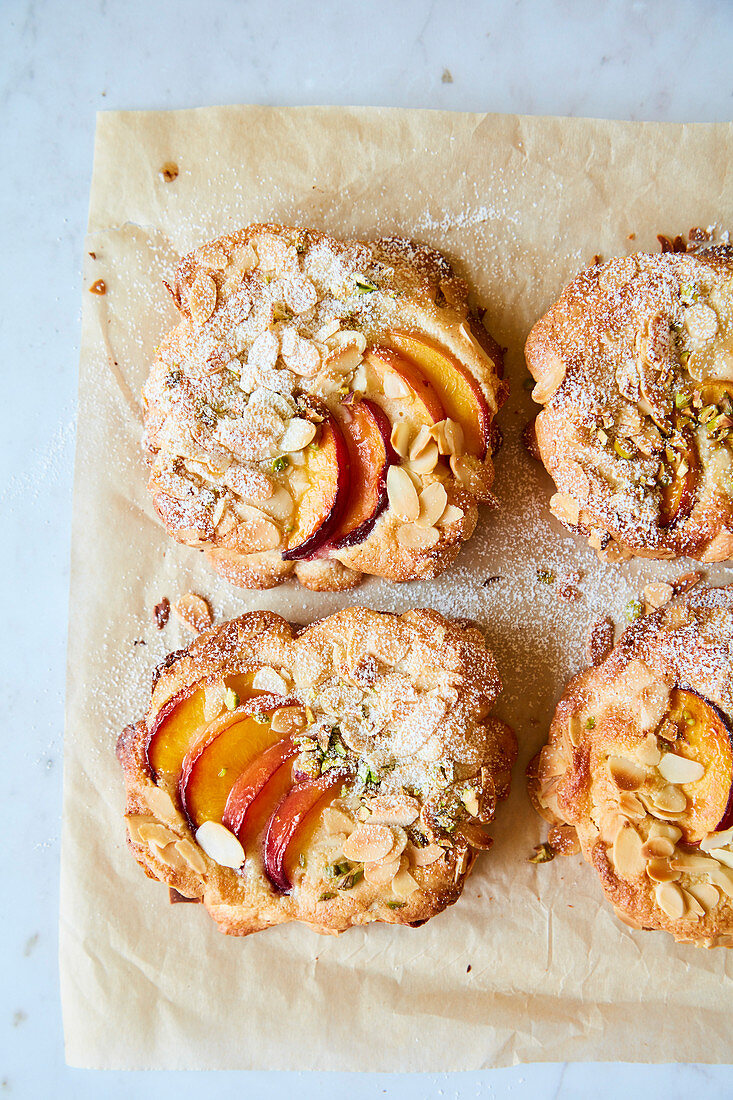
[608,756,646,791]
[189,272,217,325]
[568,714,583,747]
[670,852,714,873]
[708,865,733,899]
[709,848,733,869]
[142,785,178,823]
[283,275,318,315]
[657,753,705,784]
[363,856,401,885]
[387,465,420,521]
[366,794,420,827]
[443,419,464,457]
[270,705,306,735]
[650,784,687,813]
[314,319,340,342]
[156,843,187,870]
[175,838,207,874]
[645,858,680,883]
[397,524,440,551]
[342,823,395,864]
[612,822,645,879]
[408,425,432,461]
[137,822,179,849]
[390,421,412,458]
[391,863,419,901]
[640,836,675,859]
[437,503,464,527]
[382,370,410,400]
[687,882,720,912]
[681,889,705,920]
[618,792,646,821]
[198,245,229,270]
[454,848,470,882]
[322,807,355,836]
[654,880,685,920]
[408,842,445,867]
[194,821,245,869]
[203,680,227,723]
[407,441,440,475]
[642,582,674,610]
[279,417,316,452]
[416,482,448,529]
[125,814,158,844]
[636,734,663,767]
[684,302,718,343]
[173,593,213,634]
[700,827,733,852]
[648,821,682,843]
[252,666,290,695]
[246,329,279,372]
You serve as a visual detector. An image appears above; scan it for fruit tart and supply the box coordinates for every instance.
[525,246,733,562]
[143,224,507,591]
[529,584,733,947]
[117,607,516,936]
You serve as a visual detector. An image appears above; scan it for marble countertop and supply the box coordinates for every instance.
[2,0,732,1096]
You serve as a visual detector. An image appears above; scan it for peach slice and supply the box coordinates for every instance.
[330,398,397,548]
[659,433,699,528]
[387,332,492,458]
[221,737,298,844]
[146,671,260,782]
[263,775,342,892]
[282,416,350,560]
[364,347,445,425]
[665,688,733,841]
[179,696,289,829]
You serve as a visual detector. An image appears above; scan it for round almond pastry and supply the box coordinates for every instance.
[117,607,517,936]
[529,585,733,947]
[525,246,733,562]
[143,224,507,591]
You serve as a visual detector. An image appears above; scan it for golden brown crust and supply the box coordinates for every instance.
[532,585,733,947]
[118,607,517,937]
[525,247,733,561]
[143,224,507,590]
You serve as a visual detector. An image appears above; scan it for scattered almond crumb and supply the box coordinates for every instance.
[558,584,580,602]
[159,162,179,182]
[626,233,636,241]
[643,582,674,611]
[89,279,106,295]
[441,68,453,84]
[548,824,580,855]
[586,615,615,666]
[153,597,170,629]
[671,570,704,595]
[529,843,554,864]
[174,592,213,633]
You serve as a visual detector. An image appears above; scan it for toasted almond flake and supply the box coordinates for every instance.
[657,753,705,784]
[407,441,440,475]
[641,836,676,859]
[443,419,464,456]
[195,821,245,869]
[409,425,432,460]
[618,792,646,820]
[175,838,207,874]
[550,492,580,526]
[142,785,178,823]
[710,848,733,869]
[700,827,733,852]
[454,848,470,882]
[252,666,290,695]
[382,370,410,399]
[390,422,412,458]
[408,842,444,867]
[612,822,645,879]
[246,329,279,373]
[156,843,186,870]
[125,814,157,843]
[280,417,317,452]
[280,329,321,376]
[650,784,687,813]
[670,852,714,873]
[189,272,217,325]
[198,245,229,270]
[437,503,464,527]
[416,482,448,529]
[687,882,720,912]
[315,319,340,342]
[645,857,680,883]
[173,593,213,634]
[636,734,663,767]
[203,680,226,722]
[643,582,674,610]
[270,705,306,735]
[708,865,733,899]
[363,856,401,885]
[322,807,354,836]
[648,821,682,843]
[684,302,718,342]
[568,714,583,747]
[460,788,480,817]
[608,756,646,791]
[342,823,395,863]
[138,822,179,849]
[391,864,419,901]
[386,465,420,520]
[654,880,685,919]
[681,889,705,920]
[366,794,420,827]
[397,524,440,551]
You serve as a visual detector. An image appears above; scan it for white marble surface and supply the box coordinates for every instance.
[2,0,733,1095]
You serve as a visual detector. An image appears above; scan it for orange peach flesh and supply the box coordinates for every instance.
[283,417,350,559]
[666,688,733,842]
[365,347,445,425]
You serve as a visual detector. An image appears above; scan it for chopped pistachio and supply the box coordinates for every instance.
[271,455,289,473]
[625,599,644,621]
[252,712,270,724]
[217,767,227,778]
[385,900,407,910]
[613,438,634,460]
[529,843,555,864]
[318,892,336,902]
[355,275,378,293]
[224,688,239,711]
[674,391,692,409]
[585,716,596,730]
[536,567,555,584]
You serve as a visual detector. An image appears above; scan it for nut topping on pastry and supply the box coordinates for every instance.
[118,607,517,936]
[525,247,733,562]
[529,585,733,947]
[143,224,507,590]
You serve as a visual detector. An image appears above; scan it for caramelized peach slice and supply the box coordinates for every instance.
[222,739,298,849]
[387,332,492,457]
[282,417,350,560]
[146,671,260,782]
[665,688,733,841]
[179,697,289,829]
[659,433,699,528]
[263,775,342,892]
[330,398,397,548]
[365,347,445,425]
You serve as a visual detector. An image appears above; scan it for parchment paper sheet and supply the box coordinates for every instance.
[61,106,733,1070]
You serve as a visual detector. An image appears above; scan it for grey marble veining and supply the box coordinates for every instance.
[1,0,732,1096]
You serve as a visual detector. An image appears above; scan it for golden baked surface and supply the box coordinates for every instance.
[118,607,516,937]
[530,585,733,947]
[143,224,507,591]
[525,247,733,562]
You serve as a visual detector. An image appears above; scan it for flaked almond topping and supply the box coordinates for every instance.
[189,271,217,325]
[279,417,316,452]
[396,524,440,551]
[363,855,401,886]
[408,425,432,460]
[391,864,419,901]
[390,421,412,458]
[550,492,580,527]
[173,593,213,634]
[687,882,720,912]
[612,822,645,879]
[643,582,674,610]
[252,666,290,695]
[270,705,306,735]
[608,756,646,791]
[366,794,420,827]
[647,821,682,843]
[142,785,178,823]
[641,835,675,859]
[386,465,420,521]
[138,822,179,849]
[382,370,410,400]
[700,827,733,852]
[314,319,340,342]
[681,889,704,920]
[568,714,583,747]
[442,419,464,457]
[409,842,444,867]
[437,503,464,527]
[322,806,355,836]
[157,843,186,870]
[246,329,279,374]
[198,245,229,270]
[670,852,714,873]
[649,784,687,813]
[657,753,705,784]
[708,865,733,899]
[684,302,718,342]
[203,680,227,722]
[283,275,318,315]
[125,814,157,843]
[709,848,733,870]
[281,329,321,376]
[645,858,680,883]
[416,482,448,529]
[618,792,646,821]
[175,838,207,874]
[636,733,663,767]
[454,848,470,882]
[407,441,439,475]
[342,823,395,864]
[194,821,245,869]
[655,880,686,920]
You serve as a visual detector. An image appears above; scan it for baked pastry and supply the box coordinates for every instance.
[117,607,516,936]
[529,584,733,947]
[525,247,733,562]
[142,224,506,591]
